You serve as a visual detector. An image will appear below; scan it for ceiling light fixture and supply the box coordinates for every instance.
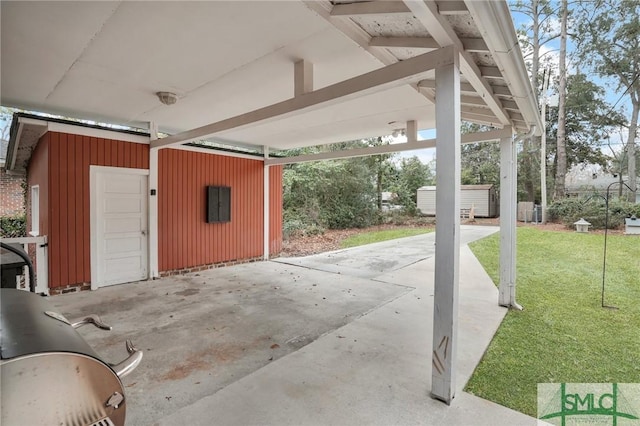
[392,128,406,138]
[156,91,178,106]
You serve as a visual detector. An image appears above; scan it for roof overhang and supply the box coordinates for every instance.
[5,113,150,173]
[1,0,541,155]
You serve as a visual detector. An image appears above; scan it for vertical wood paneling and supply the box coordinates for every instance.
[156,150,167,265]
[97,138,105,166]
[111,140,118,167]
[49,133,60,287]
[58,134,69,286]
[118,141,125,167]
[90,137,98,165]
[157,149,282,272]
[75,135,84,283]
[82,136,91,282]
[44,132,149,289]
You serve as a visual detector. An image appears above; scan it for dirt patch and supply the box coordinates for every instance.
[280,223,432,257]
[174,288,200,297]
[159,352,211,381]
[158,344,245,381]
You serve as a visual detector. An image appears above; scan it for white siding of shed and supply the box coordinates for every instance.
[417,185,497,217]
[417,186,437,215]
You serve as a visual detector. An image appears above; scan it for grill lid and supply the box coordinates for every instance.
[0,289,101,360]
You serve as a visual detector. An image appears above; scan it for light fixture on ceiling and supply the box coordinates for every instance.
[392,128,405,138]
[156,91,178,106]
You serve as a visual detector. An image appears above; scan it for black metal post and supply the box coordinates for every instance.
[601,181,633,309]
[601,189,609,308]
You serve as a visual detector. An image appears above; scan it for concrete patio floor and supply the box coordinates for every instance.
[49,225,538,425]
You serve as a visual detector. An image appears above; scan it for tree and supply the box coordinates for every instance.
[391,156,434,214]
[359,137,395,210]
[545,73,625,172]
[512,0,560,202]
[283,156,378,231]
[553,0,569,200]
[1,107,18,141]
[575,0,640,202]
[461,143,500,187]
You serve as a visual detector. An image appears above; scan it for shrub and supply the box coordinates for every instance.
[283,220,325,239]
[0,215,27,238]
[547,197,640,229]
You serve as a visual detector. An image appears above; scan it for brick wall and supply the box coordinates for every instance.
[0,167,25,216]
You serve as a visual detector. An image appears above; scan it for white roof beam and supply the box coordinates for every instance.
[491,85,513,97]
[267,138,437,165]
[501,99,520,110]
[370,36,440,49]
[370,37,488,52]
[403,0,511,126]
[330,1,411,16]
[460,95,486,106]
[151,47,455,149]
[509,112,525,122]
[461,113,503,128]
[303,1,398,66]
[294,60,314,96]
[303,0,434,108]
[479,66,503,79]
[437,1,468,15]
[419,79,513,97]
[419,79,474,93]
[265,127,511,166]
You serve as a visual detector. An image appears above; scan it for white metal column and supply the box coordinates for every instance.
[431,51,461,404]
[149,122,160,278]
[499,133,520,309]
[263,146,270,260]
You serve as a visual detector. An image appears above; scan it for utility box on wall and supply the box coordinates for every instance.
[207,186,231,223]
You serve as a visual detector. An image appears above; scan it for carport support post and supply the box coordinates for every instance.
[149,122,160,279]
[263,146,270,260]
[499,133,520,309]
[431,51,461,404]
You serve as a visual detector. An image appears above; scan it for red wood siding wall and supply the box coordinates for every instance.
[45,132,149,289]
[27,133,50,237]
[158,149,283,272]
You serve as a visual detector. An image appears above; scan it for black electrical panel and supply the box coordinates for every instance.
[207,186,231,223]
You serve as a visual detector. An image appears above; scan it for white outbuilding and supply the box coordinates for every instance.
[417,185,498,218]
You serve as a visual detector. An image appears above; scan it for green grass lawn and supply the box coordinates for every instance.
[465,227,640,417]
[340,227,433,248]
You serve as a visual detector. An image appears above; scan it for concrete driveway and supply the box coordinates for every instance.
[50,225,537,425]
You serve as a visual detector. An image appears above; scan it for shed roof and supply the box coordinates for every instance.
[1,1,540,155]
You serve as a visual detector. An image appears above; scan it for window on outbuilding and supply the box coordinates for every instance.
[30,185,39,236]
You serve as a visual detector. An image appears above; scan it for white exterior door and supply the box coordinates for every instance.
[91,167,148,288]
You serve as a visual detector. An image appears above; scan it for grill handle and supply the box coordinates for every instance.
[110,340,143,378]
[71,314,112,330]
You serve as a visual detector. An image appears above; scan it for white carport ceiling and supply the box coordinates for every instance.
[1,1,540,151]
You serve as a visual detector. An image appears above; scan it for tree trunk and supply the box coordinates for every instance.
[377,164,383,210]
[627,99,638,202]
[554,0,568,200]
[523,0,541,203]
